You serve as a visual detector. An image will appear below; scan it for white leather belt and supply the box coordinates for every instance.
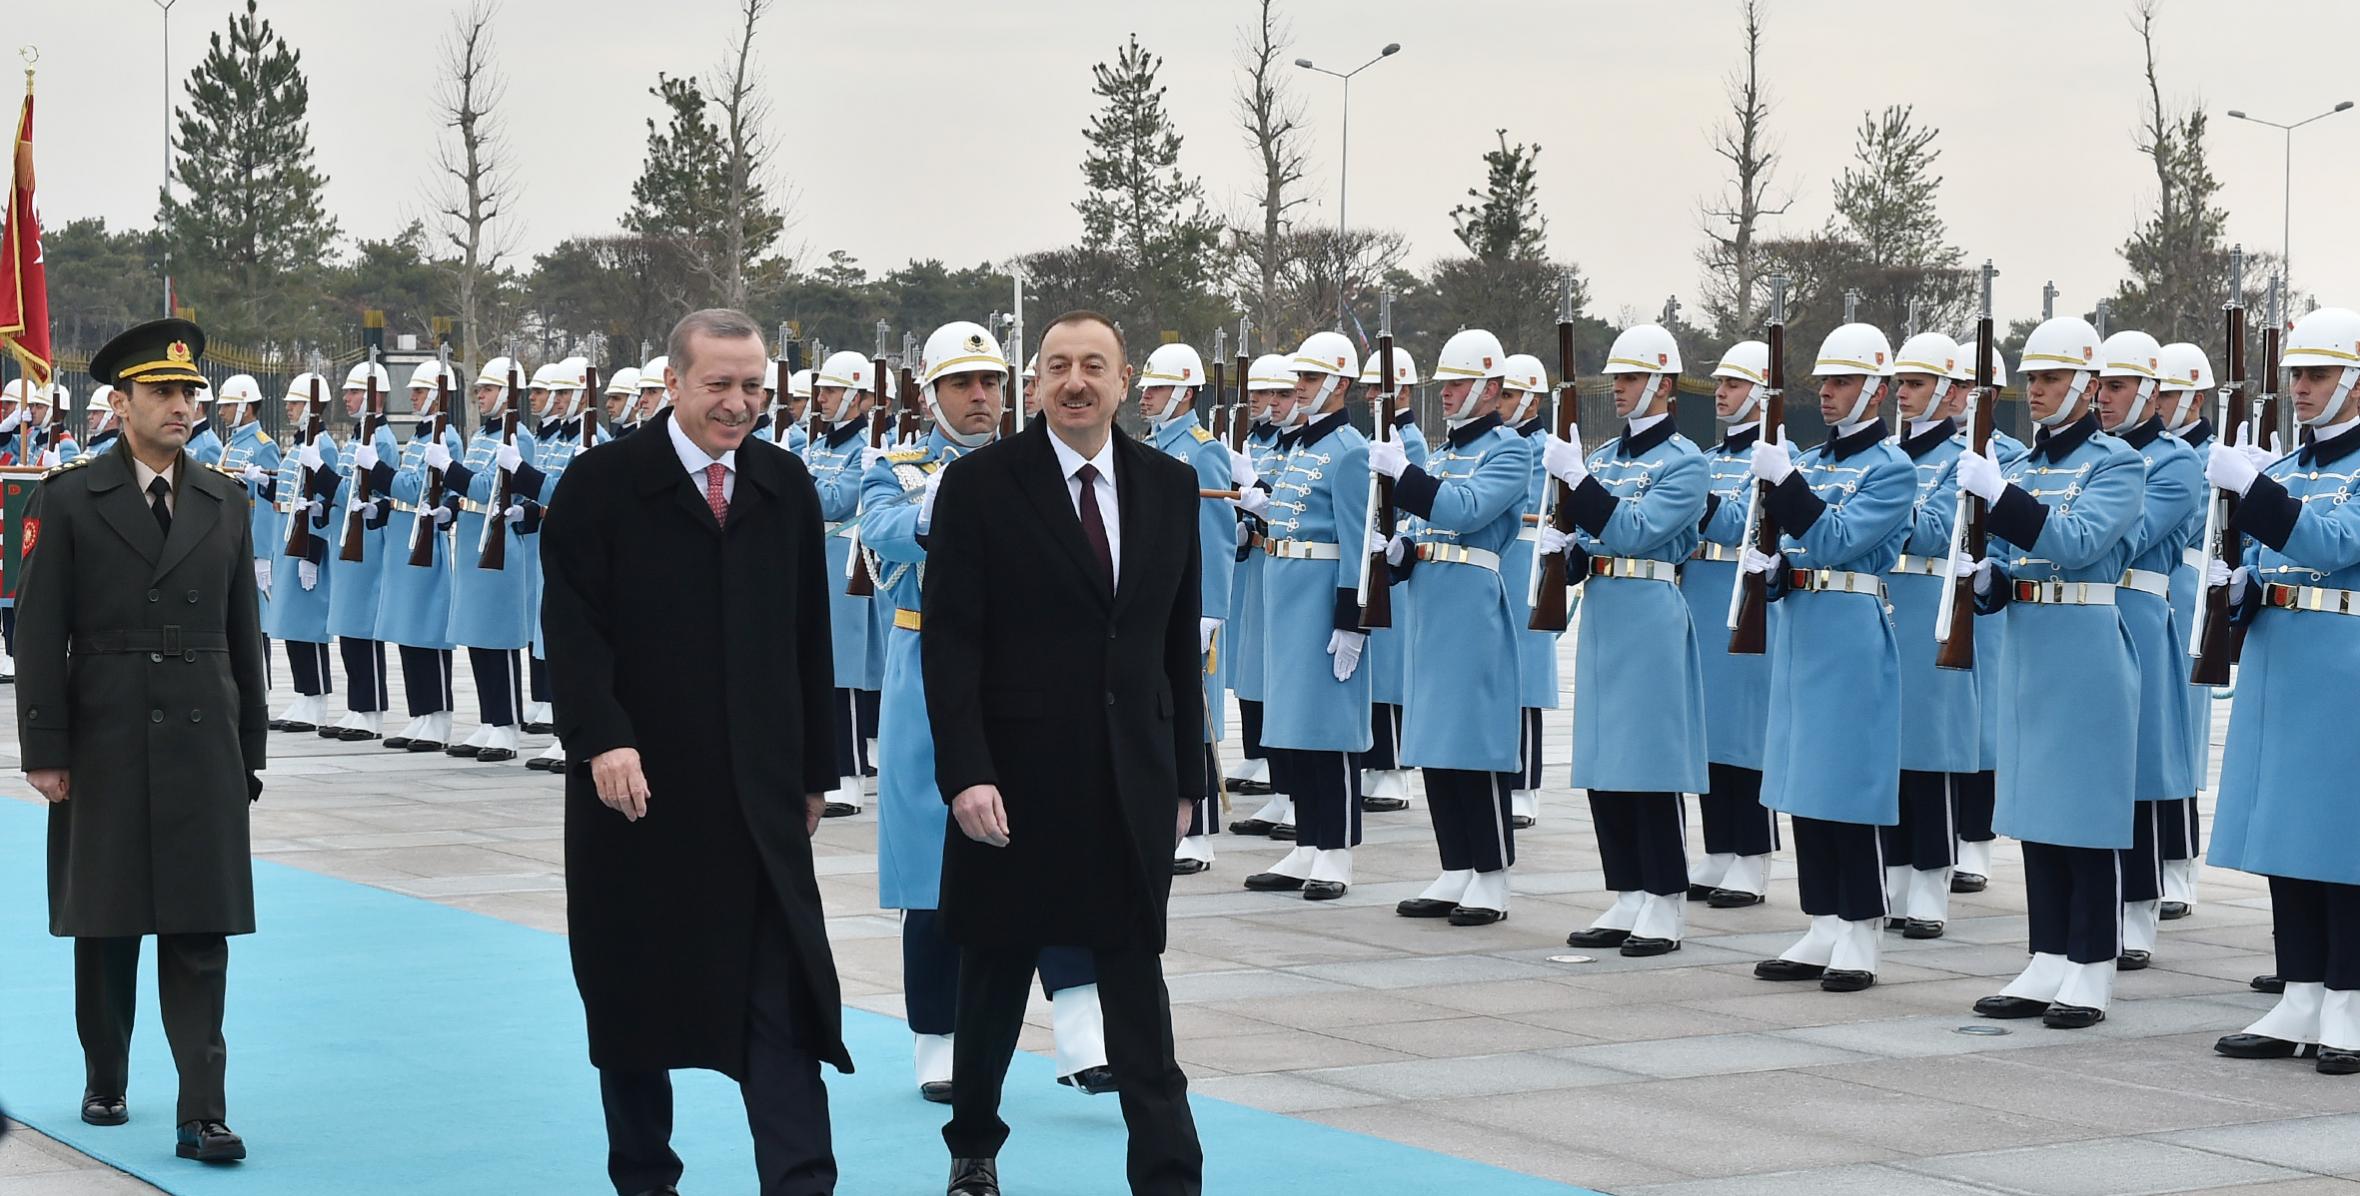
[1786,568,1886,598]
[1416,543,1500,571]
[1692,543,1742,563]
[2182,546,2208,572]
[2012,579,2117,606]
[2261,583,2360,616]
[2119,569,2171,597]
[1515,527,1539,543]
[1591,556,1679,583]
[1891,553,1951,576]
[1266,539,1341,560]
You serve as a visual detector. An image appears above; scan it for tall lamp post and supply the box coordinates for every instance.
[153,0,179,317]
[2225,100,2354,292]
[1296,42,1401,331]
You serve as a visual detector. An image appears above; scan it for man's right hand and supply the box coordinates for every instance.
[951,784,1011,847]
[590,747,651,821]
[26,769,70,804]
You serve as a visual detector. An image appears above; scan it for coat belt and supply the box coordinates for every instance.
[1786,567,1886,598]
[2118,568,2171,597]
[1890,553,1951,576]
[894,608,923,631]
[73,627,231,655]
[1692,543,1742,563]
[1591,556,1679,583]
[2182,546,2208,572]
[2011,579,2116,606]
[1415,543,1500,571]
[2261,582,2360,616]
[1265,539,1341,560]
[1515,526,1540,543]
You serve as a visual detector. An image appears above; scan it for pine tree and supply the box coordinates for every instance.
[156,0,339,346]
[1449,130,1548,263]
[1823,104,1966,336]
[623,73,782,310]
[1074,33,1229,340]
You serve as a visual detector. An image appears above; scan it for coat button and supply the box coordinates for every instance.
[1105,692,1116,706]
[146,589,160,603]
[186,590,200,603]
[190,709,204,723]
[185,650,198,663]
[150,709,165,723]
[150,653,163,663]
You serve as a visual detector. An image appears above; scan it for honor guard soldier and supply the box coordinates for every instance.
[864,321,1112,1099]
[808,349,881,816]
[2091,330,2203,967]
[323,360,399,741]
[262,373,337,732]
[1744,323,1915,991]
[0,378,26,463]
[754,360,811,454]
[1681,340,1779,907]
[184,382,225,466]
[522,360,608,770]
[1233,331,1374,898]
[22,384,80,467]
[1881,333,1980,938]
[1949,338,2026,893]
[1540,324,1710,956]
[1373,329,1535,925]
[1358,347,1428,814]
[212,376,279,636]
[1137,342,1235,873]
[16,317,269,1162]
[600,366,640,431]
[1956,315,2145,1029]
[1224,354,1294,827]
[436,355,540,763]
[517,362,580,735]
[378,359,467,754]
[1497,354,1556,830]
[633,355,670,428]
[2156,341,2217,918]
[85,387,122,455]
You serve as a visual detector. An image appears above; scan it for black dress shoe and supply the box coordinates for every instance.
[279,721,316,733]
[444,743,482,758]
[1886,917,1908,932]
[524,756,555,771]
[1822,969,1877,992]
[1302,880,1347,901]
[1686,883,1716,901]
[1708,888,1766,909]
[316,725,343,738]
[2215,1033,2316,1060]
[176,1120,246,1162]
[1564,927,1631,949]
[1448,906,1506,927]
[1753,958,1826,981]
[2116,950,2151,971]
[1951,872,1988,894]
[382,736,413,750]
[947,1156,1000,1196]
[1171,857,1211,876]
[1974,995,2050,1019]
[2319,1047,2360,1075]
[2253,974,2286,994]
[1269,822,1298,841]
[1510,814,1536,829]
[406,740,445,753]
[630,1187,680,1196]
[2043,1004,2106,1029]
[475,747,518,763]
[1057,1065,1117,1095]
[2160,900,2192,920]
[919,1080,953,1104]
[1243,872,1305,892]
[1361,795,1408,812]
[1396,897,1457,918]
[81,1094,127,1126]
[1621,936,1680,957]
[522,721,554,735]
[1903,918,1946,939]
[824,801,860,818]
[267,719,289,731]
[1227,778,1275,796]
[1227,817,1277,836]
[335,727,380,742]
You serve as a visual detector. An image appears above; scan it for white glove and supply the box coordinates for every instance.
[2207,438,2260,496]
[1236,519,1253,547]
[298,560,319,591]
[1199,617,1221,654]
[296,441,324,471]
[1539,526,1573,555]
[502,503,525,522]
[1367,437,1409,479]
[360,498,385,519]
[1955,449,2004,503]
[39,448,58,468]
[423,443,453,472]
[1236,486,1272,516]
[917,467,946,530]
[1327,628,1367,681]
[1741,546,1780,575]
[354,444,380,472]
[862,446,889,470]
[1384,535,1409,565]
[304,499,325,518]
[495,442,523,472]
[0,409,19,433]
[2249,428,2282,467]
[1543,431,1587,485]
[2206,557,2230,590]
[1961,556,1996,596]
[1228,448,1260,491]
[239,464,264,484]
[254,559,272,594]
[2229,564,2251,603]
[1366,529,1390,557]
[1749,436,1795,484]
[431,504,455,526]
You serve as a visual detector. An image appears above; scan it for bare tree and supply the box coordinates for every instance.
[1696,0,1792,340]
[429,0,518,378]
[710,0,773,309]
[2132,0,2176,247]
[1233,0,1309,338]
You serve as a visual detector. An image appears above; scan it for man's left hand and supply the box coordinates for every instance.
[26,768,69,804]
[806,794,827,836]
[1176,800,1193,846]
[951,784,1011,847]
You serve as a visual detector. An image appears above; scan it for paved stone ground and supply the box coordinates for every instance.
[4,633,2359,1195]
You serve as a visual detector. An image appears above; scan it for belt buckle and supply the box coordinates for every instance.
[1592,557,1611,578]
[2013,579,2037,603]
[162,625,182,655]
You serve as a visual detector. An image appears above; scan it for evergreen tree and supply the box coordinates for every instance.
[2108,110,2243,342]
[1074,33,1229,342]
[623,73,783,310]
[156,0,339,346]
[43,219,163,350]
[1450,129,1548,263]
[1825,105,1966,336]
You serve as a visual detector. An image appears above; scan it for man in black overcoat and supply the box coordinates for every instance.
[922,310,1206,1196]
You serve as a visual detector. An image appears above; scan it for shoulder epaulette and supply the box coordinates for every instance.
[1190,426,1215,443]
[41,455,96,481]
[886,447,929,464]
[208,462,245,481]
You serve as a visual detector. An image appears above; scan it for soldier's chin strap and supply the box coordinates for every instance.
[1837,376,1885,426]
[2301,367,2360,427]
[2033,371,2093,428]
[925,381,995,448]
[2160,389,2203,432]
[2106,377,2156,433]
[1727,380,1765,421]
[1506,391,1538,424]
[1149,385,1196,433]
[1444,378,1489,427]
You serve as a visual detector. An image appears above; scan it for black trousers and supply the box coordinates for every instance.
[2,604,13,653]
[1790,815,1888,922]
[1588,791,1688,896]
[600,887,835,1196]
[1364,704,1403,771]
[947,943,1202,1196]
[2022,841,2122,965]
[396,645,455,717]
[1184,743,1220,838]
[830,688,864,782]
[1954,770,1997,843]
[1235,700,1266,765]
[2158,796,2203,862]
[1517,708,1544,790]
[1421,769,1517,873]
[902,910,1097,1038]
[1268,749,1360,850]
[2271,876,2360,988]
[1700,763,1779,857]
[466,646,521,726]
[1880,771,1958,873]
[2120,800,2166,904]
[856,688,881,741]
[285,638,332,697]
[75,934,229,1124]
[527,652,550,706]
[337,636,388,714]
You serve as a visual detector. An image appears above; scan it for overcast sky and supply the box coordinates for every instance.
[16,0,2359,336]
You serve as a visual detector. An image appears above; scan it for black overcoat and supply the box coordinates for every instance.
[539,410,850,1077]
[14,440,270,937]
[922,421,1204,952]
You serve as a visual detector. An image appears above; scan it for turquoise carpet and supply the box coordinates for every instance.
[0,802,1595,1194]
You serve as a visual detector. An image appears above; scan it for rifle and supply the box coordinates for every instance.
[477,357,523,571]
[583,359,601,447]
[897,332,920,445]
[845,327,889,597]
[1726,275,1792,653]
[1935,260,2000,669]
[339,348,387,562]
[1209,326,1228,431]
[2255,275,2285,459]
[1356,290,1398,629]
[2190,246,2251,685]
[408,346,455,568]
[282,372,327,558]
[772,331,804,445]
[1529,274,1580,632]
[1231,315,1251,452]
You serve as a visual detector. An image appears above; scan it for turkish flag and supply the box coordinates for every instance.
[0,84,51,387]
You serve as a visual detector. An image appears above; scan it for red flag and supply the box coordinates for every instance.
[0,77,50,388]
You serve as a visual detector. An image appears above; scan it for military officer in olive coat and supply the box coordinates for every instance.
[15,318,271,1164]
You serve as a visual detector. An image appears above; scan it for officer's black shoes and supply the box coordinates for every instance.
[80,1094,127,1126]
[947,1156,1001,1196]
[405,740,445,753]
[382,736,412,750]
[2214,1033,2317,1060]
[2318,1047,2360,1075]
[1226,777,1274,796]
[1302,880,1347,901]
[1752,959,1825,981]
[1171,858,1211,876]
[1708,889,1766,909]
[1902,919,1946,940]
[1243,872,1305,892]
[1360,795,1408,813]
[522,721,554,735]
[1058,1066,1118,1095]
[176,1120,246,1162]
[823,802,860,818]
[1951,872,1989,894]
[1448,906,1506,927]
[267,719,289,731]
[1685,883,1716,901]
[2253,974,2286,994]
[1396,897,1457,918]
[334,727,379,742]
[1510,814,1537,830]
[1565,927,1631,949]
[919,1080,954,1104]
[475,747,518,763]
[2160,900,2193,921]
[1821,970,1876,993]
[1227,818,1277,836]
[1973,995,2050,1019]
[1885,917,1908,932]
[2116,950,2152,971]
[1621,936,1680,958]
[2042,1005,2105,1030]
[1269,823,1298,841]
[278,720,316,733]
[524,756,558,772]
[444,743,482,758]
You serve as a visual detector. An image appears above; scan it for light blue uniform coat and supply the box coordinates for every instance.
[442,419,540,651]
[376,418,467,650]
[261,429,337,644]
[861,430,967,909]
[1228,424,1285,704]
[2114,420,2203,800]
[803,422,877,691]
[1366,413,1429,708]
[1153,411,1235,741]
[2167,419,2215,780]
[521,416,608,661]
[1392,415,1533,772]
[1257,408,1374,752]
[1973,428,2030,769]
[324,421,403,641]
[218,421,281,627]
[1888,419,1978,773]
[1501,416,1562,711]
[1682,426,1770,770]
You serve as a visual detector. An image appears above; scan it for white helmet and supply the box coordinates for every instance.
[2158,342,2213,392]
[1712,340,1771,420]
[1498,353,1548,422]
[551,357,589,391]
[215,374,265,409]
[1433,329,1508,423]
[1292,330,1358,380]
[2017,316,2101,428]
[475,355,522,391]
[1023,354,1038,381]
[406,360,457,393]
[789,368,813,400]
[2281,306,2360,426]
[1601,324,1683,375]
[1956,337,2007,387]
[816,350,868,392]
[88,386,117,427]
[342,361,391,393]
[1139,342,1206,393]
[1893,332,1964,420]
[527,363,560,390]
[1246,353,1295,392]
[765,359,786,394]
[2095,329,2165,430]
[0,378,31,405]
[920,321,1010,447]
[1361,349,1422,390]
[639,356,670,389]
[30,382,66,411]
[1814,323,1896,425]
[283,371,330,407]
[604,366,641,397]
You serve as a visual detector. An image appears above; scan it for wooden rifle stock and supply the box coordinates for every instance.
[844,361,888,597]
[1934,309,1997,670]
[583,362,601,447]
[339,361,385,562]
[2190,289,2251,685]
[478,406,520,572]
[1529,312,1579,633]
[1727,318,1786,655]
[408,406,453,568]
[283,376,326,558]
[1358,325,1398,630]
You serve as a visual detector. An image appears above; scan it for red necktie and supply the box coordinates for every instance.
[1076,462,1112,589]
[704,462,729,524]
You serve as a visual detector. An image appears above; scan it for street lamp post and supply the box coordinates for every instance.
[153,0,178,317]
[1296,42,1401,331]
[2225,100,2355,290]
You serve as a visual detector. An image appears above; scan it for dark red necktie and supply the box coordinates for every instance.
[1076,462,1112,589]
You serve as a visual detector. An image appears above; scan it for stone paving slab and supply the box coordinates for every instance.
[1893,1138,2303,1195]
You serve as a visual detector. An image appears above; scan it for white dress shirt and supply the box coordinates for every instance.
[667,412,737,503]
[1048,429,1121,586]
[133,454,180,516]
